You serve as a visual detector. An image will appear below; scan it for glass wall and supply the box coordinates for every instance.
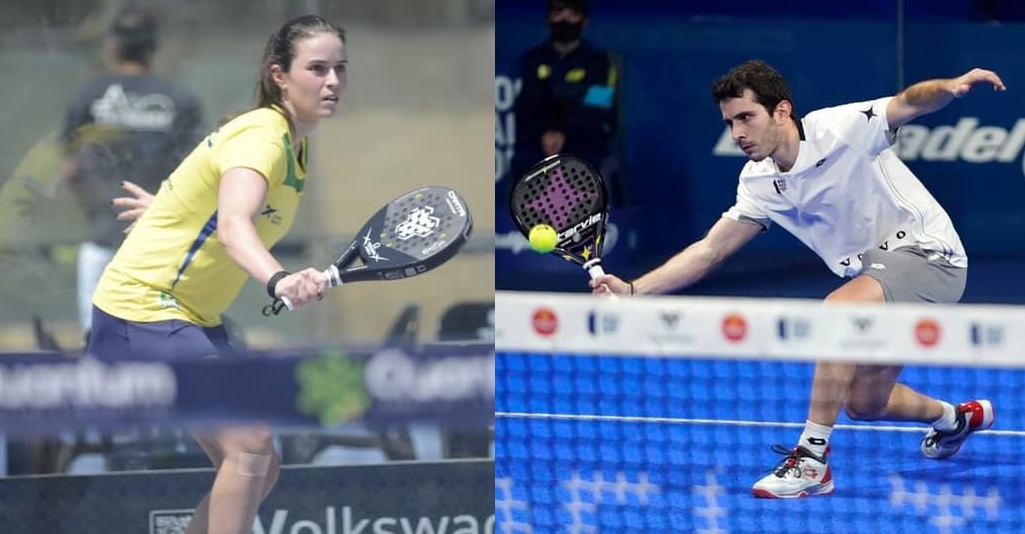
[0,0,495,352]
[0,0,495,492]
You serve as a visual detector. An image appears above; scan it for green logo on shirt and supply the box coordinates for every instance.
[282,134,304,193]
[158,291,180,309]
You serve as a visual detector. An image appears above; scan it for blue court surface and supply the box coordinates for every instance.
[495,353,1025,533]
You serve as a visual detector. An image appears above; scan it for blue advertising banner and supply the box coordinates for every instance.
[496,14,1025,294]
[0,343,494,437]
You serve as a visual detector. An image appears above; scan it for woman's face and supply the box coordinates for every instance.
[277,32,348,124]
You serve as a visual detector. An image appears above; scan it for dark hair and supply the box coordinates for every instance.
[711,60,796,117]
[256,15,346,115]
[547,0,589,17]
[108,3,158,64]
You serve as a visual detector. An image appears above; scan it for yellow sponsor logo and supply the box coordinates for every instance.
[565,68,586,82]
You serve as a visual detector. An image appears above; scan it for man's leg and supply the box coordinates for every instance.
[845,364,943,422]
[77,242,114,338]
[753,275,902,498]
[801,276,892,454]
[753,274,987,498]
[845,365,993,460]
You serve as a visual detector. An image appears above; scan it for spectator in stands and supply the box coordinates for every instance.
[62,2,204,342]
[509,0,617,184]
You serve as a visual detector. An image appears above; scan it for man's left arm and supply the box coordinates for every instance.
[886,68,1006,129]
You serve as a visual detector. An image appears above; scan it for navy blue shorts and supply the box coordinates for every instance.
[87,306,237,362]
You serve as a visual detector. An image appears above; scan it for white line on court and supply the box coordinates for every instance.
[495,412,1025,437]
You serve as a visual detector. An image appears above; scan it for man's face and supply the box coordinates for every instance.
[719,89,786,162]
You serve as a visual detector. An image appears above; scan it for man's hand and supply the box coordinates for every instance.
[542,130,566,156]
[112,180,155,234]
[589,273,632,297]
[950,68,1006,98]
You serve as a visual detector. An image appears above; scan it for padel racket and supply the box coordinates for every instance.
[263,186,473,316]
[508,154,614,295]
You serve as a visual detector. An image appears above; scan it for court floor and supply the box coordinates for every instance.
[495,353,1025,533]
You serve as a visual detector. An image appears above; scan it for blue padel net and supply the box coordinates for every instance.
[495,291,1024,533]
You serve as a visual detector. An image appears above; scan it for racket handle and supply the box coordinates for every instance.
[585,263,618,300]
[324,265,342,288]
[280,296,294,310]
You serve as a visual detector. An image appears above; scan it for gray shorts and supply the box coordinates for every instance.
[859,246,966,304]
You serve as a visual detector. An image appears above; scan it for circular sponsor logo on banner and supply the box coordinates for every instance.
[532,307,558,336]
[722,313,748,343]
[915,318,941,348]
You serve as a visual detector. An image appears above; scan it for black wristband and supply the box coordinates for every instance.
[266,270,291,299]
[628,280,635,295]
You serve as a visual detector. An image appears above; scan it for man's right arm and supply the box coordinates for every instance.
[631,216,763,295]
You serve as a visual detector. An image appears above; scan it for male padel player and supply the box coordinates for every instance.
[592,60,1004,498]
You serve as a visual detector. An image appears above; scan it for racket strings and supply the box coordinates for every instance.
[514,162,604,231]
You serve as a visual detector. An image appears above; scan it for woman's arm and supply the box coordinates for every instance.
[217,167,326,307]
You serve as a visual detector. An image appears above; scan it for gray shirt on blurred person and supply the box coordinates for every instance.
[62,73,203,247]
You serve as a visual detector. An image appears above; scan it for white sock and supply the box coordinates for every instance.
[931,401,959,432]
[798,420,832,459]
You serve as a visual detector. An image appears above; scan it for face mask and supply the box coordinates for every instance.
[549,20,583,44]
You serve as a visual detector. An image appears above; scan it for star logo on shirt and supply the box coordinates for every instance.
[860,106,876,121]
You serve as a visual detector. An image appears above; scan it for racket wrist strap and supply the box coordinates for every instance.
[266,270,291,298]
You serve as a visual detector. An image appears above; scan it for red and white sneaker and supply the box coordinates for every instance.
[751,445,834,499]
[921,399,995,459]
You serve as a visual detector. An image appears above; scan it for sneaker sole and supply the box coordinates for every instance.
[751,481,835,499]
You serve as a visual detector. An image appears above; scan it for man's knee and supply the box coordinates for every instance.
[844,399,887,421]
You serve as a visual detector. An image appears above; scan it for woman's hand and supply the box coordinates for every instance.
[274,268,330,308]
[112,180,155,234]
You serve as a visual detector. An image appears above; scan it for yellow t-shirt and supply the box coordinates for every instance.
[93,107,307,326]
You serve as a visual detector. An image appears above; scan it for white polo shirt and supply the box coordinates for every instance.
[722,96,967,278]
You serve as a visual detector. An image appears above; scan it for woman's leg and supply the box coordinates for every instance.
[184,435,222,534]
[185,432,281,534]
[203,425,280,534]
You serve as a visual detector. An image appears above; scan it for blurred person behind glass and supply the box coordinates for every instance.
[62,1,204,343]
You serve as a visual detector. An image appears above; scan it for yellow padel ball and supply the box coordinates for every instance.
[528,224,559,253]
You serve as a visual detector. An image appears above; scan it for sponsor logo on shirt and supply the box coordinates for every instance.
[90,84,175,131]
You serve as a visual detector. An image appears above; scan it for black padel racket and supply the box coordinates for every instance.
[263,186,473,316]
[508,154,614,295]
